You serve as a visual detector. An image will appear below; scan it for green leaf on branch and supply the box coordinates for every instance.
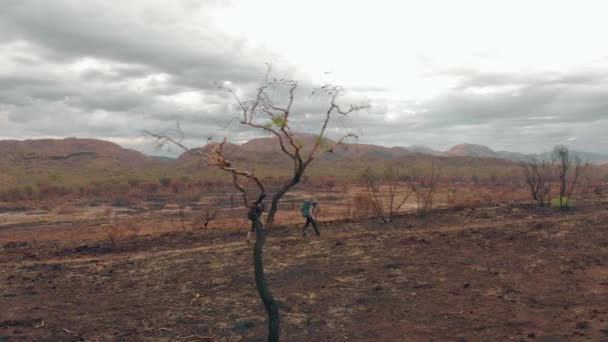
[271,115,286,127]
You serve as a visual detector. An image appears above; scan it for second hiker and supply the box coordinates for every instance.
[301,199,320,237]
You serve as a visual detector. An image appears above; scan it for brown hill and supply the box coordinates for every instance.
[178,133,412,161]
[171,136,525,182]
[0,138,161,188]
[0,138,152,162]
[2,136,606,192]
[443,143,499,158]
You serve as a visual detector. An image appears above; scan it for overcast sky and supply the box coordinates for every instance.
[1,0,607,156]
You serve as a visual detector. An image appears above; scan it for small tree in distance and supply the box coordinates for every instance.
[552,145,588,209]
[521,157,553,206]
[411,160,441,214]
[147,65,369,342]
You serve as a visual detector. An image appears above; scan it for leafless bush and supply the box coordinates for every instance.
[174,189,202,231]
[522,158,553,206]
[103,224,124,245]
[353,193,373,218]
[337,184,354,221]
[362,167,413,223]
[411,161,440,214]
[192,206,217,230]
[100,206,123,244]
[552,146,588,208]
[592,183,605,197]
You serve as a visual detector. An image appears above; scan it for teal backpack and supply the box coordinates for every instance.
[301,200,312,217]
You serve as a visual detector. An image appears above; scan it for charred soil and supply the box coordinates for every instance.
[1,201,608,341]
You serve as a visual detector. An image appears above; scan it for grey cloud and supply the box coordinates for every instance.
[79,65,153,83]
[0,76,54,89]
[414,70,608,130]
[0,1,607,156]
[453,69,608,89]
[319,69,608,154]
[67,91,148,113]
[0,92,33,107]
[0,1,264,88]
[0,0,280,151]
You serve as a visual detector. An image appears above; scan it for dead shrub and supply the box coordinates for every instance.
[101,222,125,245]
[192,207,218,230]
[353,193,373,218]
[521,158,553,206]
[411,161,441,214]
[362,167,413,223]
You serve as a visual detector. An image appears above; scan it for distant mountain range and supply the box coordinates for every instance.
[1,136,606,190]
[424,143,608,164]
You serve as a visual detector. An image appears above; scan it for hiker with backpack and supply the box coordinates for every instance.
[301,200,320,236]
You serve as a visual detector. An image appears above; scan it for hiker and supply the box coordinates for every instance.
[301,200,320,236]
[246,201,265,242]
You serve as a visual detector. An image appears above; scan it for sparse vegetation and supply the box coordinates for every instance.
[411,161,441,214]
[362,167,413,223]
[4,199,608,340]
[191,206,217,230]
[337,184,355,221]
[522,158,553,206]
[552,145,588,209]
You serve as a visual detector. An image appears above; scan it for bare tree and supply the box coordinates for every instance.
[411,161,440,214]
[150,138,280,340]
[220,67,368,226]
[147,65,367,342]
[174,188,202,231]
[362,167,413,223]
[191,206,217,230]
[552,146,588,208]
[337,183,354,221]
[521,158,552,206]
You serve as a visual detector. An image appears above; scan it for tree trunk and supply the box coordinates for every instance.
[266,172,302,226]
[253,218,280,341]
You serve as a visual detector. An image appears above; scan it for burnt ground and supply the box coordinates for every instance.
[1,201,608,341]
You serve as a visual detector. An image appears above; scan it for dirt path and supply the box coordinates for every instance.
[5,207,600,267]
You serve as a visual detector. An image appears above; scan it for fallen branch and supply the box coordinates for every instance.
[62,328,77,335]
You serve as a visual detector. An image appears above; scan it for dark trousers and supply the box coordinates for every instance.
[302,215,320,236]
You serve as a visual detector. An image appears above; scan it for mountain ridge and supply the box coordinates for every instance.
[2,136,607,165]
[1,137,606,191]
